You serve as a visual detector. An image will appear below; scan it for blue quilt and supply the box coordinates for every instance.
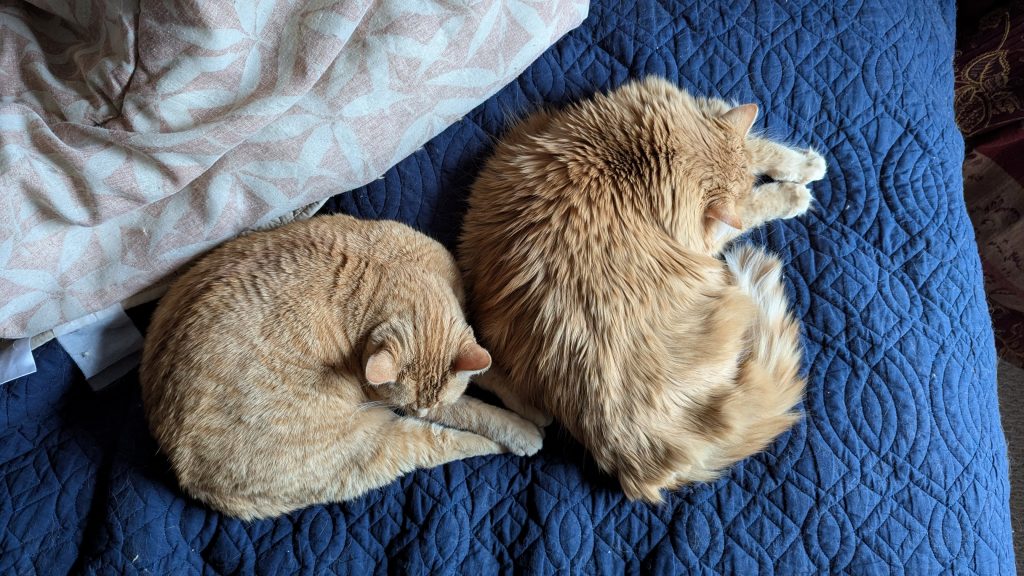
[0,0,1014,573]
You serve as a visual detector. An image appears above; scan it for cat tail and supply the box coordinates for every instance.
[720,244,806,462]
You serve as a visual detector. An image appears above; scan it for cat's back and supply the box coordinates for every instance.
[458,83,724,360]
[460,79,716,297]
[151,214,453,334]
[184,214,446,291]
[141,214,458,412]
[458,79,747,428]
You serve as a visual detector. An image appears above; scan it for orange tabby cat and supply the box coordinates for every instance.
[458,77,826,501]
[140,214,543,520]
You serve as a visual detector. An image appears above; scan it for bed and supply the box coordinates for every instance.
[0,0,1015,573]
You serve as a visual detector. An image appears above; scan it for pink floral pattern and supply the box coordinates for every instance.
[0,0,588,339]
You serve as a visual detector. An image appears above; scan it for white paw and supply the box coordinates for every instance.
[768,148,827,184]
[495,415,544,457]
[780,182,814,218]
[796,148,827,184]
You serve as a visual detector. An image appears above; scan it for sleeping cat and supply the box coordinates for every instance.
[140,214,543,520]
[458,77,826,501]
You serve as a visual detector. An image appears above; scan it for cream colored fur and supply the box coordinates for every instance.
[458,77,826,501]
[140,214,542,520]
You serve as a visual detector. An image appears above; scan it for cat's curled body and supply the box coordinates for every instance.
[141,214,542,520]
[459,77,826,501]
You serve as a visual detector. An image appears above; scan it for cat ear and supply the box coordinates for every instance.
[365,350,398,386]
[453,343,491,375]
[706,202,743,230]
[721,104,758,136]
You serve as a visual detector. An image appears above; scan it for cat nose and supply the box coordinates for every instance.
[416,408,427,417]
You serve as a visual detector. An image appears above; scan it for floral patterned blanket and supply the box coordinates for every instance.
[0,0,587,340]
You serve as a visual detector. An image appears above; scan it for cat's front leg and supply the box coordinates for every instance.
[709,181,814,253]
[380,416,504,470]
[472,367,554,428]
[747,136,827,184]
[332,414,504,502]
[420,396,543,457]
[739,181,814,228]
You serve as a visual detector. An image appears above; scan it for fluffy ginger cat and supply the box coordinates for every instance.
[458,76,826,502]
[140,214,543,520]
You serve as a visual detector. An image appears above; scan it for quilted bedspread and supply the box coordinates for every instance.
[0,0,1015,574]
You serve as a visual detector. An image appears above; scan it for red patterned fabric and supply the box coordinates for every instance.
[956,1,1024,367]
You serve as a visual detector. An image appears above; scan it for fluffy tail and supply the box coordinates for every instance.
[718,244,805,464]
[613,246,806,502]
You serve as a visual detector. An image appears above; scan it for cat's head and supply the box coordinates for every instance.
[686,101,759,248]
[360,316,491,415]
[557,77,760,252]
[644,81,759,251]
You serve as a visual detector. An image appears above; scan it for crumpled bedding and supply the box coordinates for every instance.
[0,0,1016,574]
[0,0,587,340]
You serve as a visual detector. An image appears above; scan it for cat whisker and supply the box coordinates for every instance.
[353,400,389,415]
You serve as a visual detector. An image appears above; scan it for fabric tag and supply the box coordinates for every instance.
[0,338,37,386]
[54,304,144,391]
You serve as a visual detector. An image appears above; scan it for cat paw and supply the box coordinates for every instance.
[796,149,827,184]
[769,148,827,184]
[776,182,814,218]
[786,182,814,218]
[748,181,814,220]
[495,415,544,457]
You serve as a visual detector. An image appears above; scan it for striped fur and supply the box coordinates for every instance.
[141,214,542,519]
